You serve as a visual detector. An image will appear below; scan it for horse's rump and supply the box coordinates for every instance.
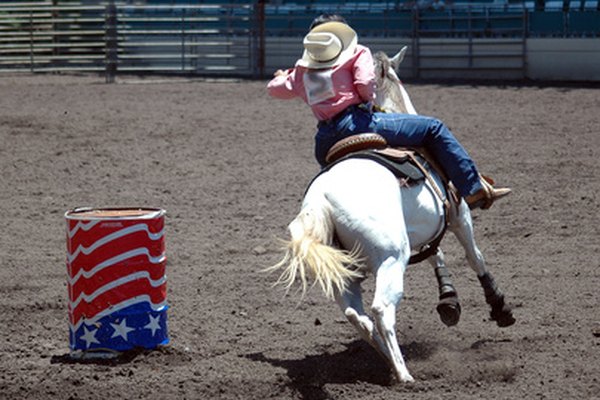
[313,136,454,264]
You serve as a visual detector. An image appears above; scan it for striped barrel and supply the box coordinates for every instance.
[65,207,168,355]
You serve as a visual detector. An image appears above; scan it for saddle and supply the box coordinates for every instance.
[324,133,459,264]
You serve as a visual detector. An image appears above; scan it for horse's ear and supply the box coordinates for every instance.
[390,46,408,71]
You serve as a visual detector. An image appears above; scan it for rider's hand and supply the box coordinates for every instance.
[274,69,290,77]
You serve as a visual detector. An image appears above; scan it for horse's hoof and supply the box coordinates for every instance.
[491,307,516,327]
[395,372,415,383]
[436,296,461,327]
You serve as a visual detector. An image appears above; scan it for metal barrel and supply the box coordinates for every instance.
[65,207,168,357]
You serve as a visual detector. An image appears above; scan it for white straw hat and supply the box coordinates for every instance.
[297,21,358,69]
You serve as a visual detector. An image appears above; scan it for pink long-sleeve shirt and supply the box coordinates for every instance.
[267,44,376,121]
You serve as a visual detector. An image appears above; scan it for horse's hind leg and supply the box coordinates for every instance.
[449,201,515,327]
[371,256,414,383]
[335,281,391,362]
[428,248,461,327]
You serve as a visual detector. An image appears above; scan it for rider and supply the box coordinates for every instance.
[267,14,511,210]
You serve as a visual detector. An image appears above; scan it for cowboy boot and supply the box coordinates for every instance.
[465,174,512,210]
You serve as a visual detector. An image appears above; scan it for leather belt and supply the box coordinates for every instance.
[318,103,371,128]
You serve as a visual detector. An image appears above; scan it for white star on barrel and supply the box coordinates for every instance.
[80,326,100,349]
[144,315,161,336]
[110,318,135,341]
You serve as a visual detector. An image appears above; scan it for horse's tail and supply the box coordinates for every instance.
[268,198,362,300]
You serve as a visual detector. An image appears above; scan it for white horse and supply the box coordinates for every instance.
[269,48,515,383]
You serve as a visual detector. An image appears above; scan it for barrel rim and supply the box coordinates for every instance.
[64,206,166,220]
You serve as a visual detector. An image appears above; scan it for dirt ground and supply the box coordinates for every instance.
[0,74,598,400]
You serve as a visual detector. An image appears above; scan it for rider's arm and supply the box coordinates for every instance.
[267,68,299,100]
[352,45,376,104]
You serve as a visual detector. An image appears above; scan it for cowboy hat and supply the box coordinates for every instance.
[296,21,358,69]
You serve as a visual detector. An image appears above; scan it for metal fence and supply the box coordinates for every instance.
[1,1,599,81]
[411,8,527,78]
[0,2,256,81]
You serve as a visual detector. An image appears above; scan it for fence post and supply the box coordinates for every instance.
[105,0,118,83]
[468,7,473,69]
[253,0,265,79]
[412,8,420,79]
[29,10,34,73]
[523,8,529,79]
[181,8,186,72]
[52,0,58,63]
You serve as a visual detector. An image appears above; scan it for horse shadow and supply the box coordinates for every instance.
[244,339,436,399]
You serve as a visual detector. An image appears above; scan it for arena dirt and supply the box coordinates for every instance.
[0,74,598,399]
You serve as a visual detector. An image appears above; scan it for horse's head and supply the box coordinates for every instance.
[373,47,416,115]
[373,47,407,88]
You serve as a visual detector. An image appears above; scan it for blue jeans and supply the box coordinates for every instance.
[315,105,482,197]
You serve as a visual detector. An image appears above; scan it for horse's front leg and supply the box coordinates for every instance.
[371,255,414,383]
[449,200,515,327]
[335,280,391,363]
